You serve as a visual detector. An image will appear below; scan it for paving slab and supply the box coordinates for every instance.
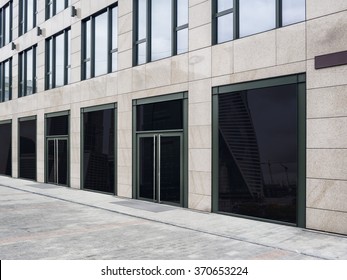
[0,176,346,260]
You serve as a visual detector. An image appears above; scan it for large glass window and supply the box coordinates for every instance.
[213,0,306,43]
[82,5,118,80]
[134,0,189,65]
[46,0,70,19]
[214,75,306,224]
[19,118,37,181]
[82,106,116,194]
[19,0,37,35]
[0,121,12,176]
[239,0,276,37]
[0,1,12,47]
[45,29,71,90]
[19,45,37,97]
[0,58,12,102]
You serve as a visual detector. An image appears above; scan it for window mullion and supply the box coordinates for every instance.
[234,0,239,40]
[52,36,56,88]
[91,16,96,78]
[147,0,151,63]
[172,0,177,56]
[24,51,28,96]
[33,46,37,94]
[108,8,112,73]
[276,0,282,28]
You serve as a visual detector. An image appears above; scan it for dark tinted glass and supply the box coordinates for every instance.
[0,123,12,176]
[46,115,69,136]
[218,84,298,224]
[139,137,155,200]
[83,109,115,193]
[137,100,183,131]
[19,119,36,180]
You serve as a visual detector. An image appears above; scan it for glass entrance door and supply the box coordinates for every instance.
[47,138,68,186]
[138,133,182,205]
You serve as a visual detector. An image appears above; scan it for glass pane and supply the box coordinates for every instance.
[27,0,34,30]
[138,0,147,40]
[282,0,306,26]
[19,119,36,180]
[218,13,233,43]
[139,137,155,200]
[151,0,172,61]
[67,30,71,84]
[112,53,118,72]
[0,123,12,176]
[55,33,65,87]
[46,115,69,136]
[19,54,25,97]
[47,140,55,183]
[5,5,10,45]
[48,39,53,89]
[112,7,118,50]
[56,0,65,14]
[84,20,91,79]
[177,28,188,54]
[94,11,108,76]
[4,61,10,101]
[218,0,233,12]
[83,109,115,193]
[177,0,188,26]
[48,2,53,18]
[26,49,33,96]
[218,84,298,224]
[160,136,181,204]
[240,0,276,37]
[137,42,146,65]
[57,139,68,185]
[137,99,183,131]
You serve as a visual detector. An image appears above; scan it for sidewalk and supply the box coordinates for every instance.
[1,175,346,260]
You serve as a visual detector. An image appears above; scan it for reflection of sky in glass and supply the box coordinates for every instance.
[5,5,10,44]
[56,0,64,14]
[67,30,71,84]
[55,33,65,87]
[218,13,233,43]
[177,0,188,26]
[151,0,172,61]
[138,0,147,40]
[282,0,305,26]
[177,28,188,54]
[137,42,146,64]
[218,0,233,12]
[27,0,34,30]
[26,49,33,95]
[48,39,53,89]
[4,61,10,101]
[240,0,276,37]
[95,11,108,76]
[112,7,118,72]
[85,20,91,79]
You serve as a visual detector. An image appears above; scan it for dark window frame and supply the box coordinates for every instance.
[45,28,71,90]
[19,0,37,36]
[212,0,306,45]
[133,0,189,66]
[81,4,118,80]
[19,45,37,97]
[0,1,13,47]
[45,0,69,20]
[0,58,12,102]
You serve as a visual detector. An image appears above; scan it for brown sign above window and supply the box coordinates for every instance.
[315,50,347,69]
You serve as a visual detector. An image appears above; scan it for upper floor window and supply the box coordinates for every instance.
[0,1,13,47]
[19,0,37,35]
[46,0,70,19]
[45,29,71,90]
[82,5,118,80]
[0,58,12,102]
[134,0,188,65]
[213,0,306,44]
[19,45,37,97]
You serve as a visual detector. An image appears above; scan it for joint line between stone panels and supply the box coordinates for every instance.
[307,207,347,215]
[307,116,347,120]
[307,148,347,150]
[307,177,347,182]
[307,83,347,91]
[306,8,347,22]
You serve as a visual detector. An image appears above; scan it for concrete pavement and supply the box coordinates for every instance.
[0,175,346,260]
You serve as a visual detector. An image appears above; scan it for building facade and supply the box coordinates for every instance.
[0,0,346,235]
